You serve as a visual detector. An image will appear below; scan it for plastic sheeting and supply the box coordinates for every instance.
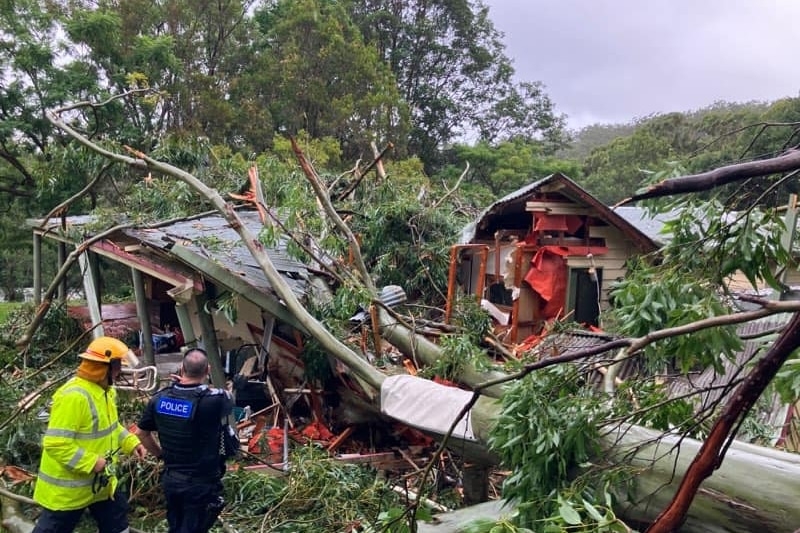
[381,375,476,442]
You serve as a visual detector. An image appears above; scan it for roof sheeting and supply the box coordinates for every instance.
[533,329,642,387]
[612,206,677,246]
[126,211,309,299]
[31,209,310,301]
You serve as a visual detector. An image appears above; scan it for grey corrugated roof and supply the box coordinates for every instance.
[612,206,677,246]
[32,209,309,300]
[666,315,791,409]
[532,329,642,387]
[125,210,309,299]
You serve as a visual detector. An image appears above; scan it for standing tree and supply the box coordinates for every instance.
[246,0,407,160]
[58,0,257,146]
[347,0,568,168]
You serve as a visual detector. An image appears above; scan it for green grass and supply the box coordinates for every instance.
[0,302,24,323]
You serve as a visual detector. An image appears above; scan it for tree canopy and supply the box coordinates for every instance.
[3,1,800,532]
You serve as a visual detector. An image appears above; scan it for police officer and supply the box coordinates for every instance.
[136,348,234,533]
[33,336,147,533]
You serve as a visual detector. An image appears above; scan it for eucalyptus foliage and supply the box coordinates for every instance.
[488,366,605,528]
[607,165,791,375]
[0,303,84,368]
[421,296,495,381]
[609,260,741,374]
[775,354,800,405]
[221,444,404,533]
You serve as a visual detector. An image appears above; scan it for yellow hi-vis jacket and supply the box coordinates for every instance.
[33,376,140,511]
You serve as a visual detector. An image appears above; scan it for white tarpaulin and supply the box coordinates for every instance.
[381,374,476,441]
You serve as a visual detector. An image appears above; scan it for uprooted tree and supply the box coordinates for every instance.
[33,97,800,533]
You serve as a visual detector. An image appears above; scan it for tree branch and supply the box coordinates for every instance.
[617,149,800,205]
[290,136,376,293]
[335,142,393,201]
[46,104,386,392]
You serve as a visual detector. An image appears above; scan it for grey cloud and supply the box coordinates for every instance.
[485,0,800,128]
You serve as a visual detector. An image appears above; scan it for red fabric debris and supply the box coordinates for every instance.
[246,416,270,454]
[517,332,546,354]
[533,214,583,234]
[524,246,568,319]
[268,427,285,452]
[300,420,335,442]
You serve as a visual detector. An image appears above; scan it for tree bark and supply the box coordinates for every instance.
[606,424,800,533]
[619,149,800,204]
[645,311,800,533]
[377,308,509,398]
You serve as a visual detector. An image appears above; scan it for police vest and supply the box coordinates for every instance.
[153,384,223,475]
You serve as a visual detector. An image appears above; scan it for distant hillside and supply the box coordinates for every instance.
[558,100,793,205]
[557,122,637,161]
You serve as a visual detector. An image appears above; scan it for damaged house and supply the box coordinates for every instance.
[29,211,309,379]
[447,173,800,450]
[25,172,800,531]
[28,210,399,466]
[447,172,658,346]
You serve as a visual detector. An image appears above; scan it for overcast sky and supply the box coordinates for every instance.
[485,0,800,130]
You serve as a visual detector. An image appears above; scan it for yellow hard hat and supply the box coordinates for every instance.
[79,336,133,364]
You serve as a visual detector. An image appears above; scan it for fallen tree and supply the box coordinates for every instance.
[42,99,800,532]
[376,309,800,532]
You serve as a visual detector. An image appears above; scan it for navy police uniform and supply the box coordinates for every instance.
[138,384,233,533]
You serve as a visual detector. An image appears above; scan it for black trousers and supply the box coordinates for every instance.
[32,489,130,533]
[162,469,224,533]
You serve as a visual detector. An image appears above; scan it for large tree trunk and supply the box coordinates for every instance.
[413,426,800,533]
[378,310,800,532]
[377,309,509,398]
[605,424,800,533]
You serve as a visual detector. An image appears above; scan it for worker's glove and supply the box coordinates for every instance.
[92,466,111,495]
[92,451,119,498]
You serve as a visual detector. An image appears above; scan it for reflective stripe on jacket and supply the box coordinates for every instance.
[34,377,140,510]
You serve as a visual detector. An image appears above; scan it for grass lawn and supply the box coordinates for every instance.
[0,302,24,323]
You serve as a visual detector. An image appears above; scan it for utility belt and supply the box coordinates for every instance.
[163,468,219,484]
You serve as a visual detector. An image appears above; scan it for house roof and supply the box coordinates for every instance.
[612,206,678,246]
[533,329,642,386]
[459,173,659,253]
[29,209,310,329]
[666,315,790,403]
[125,211,308,298]
[535,320,792,445]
